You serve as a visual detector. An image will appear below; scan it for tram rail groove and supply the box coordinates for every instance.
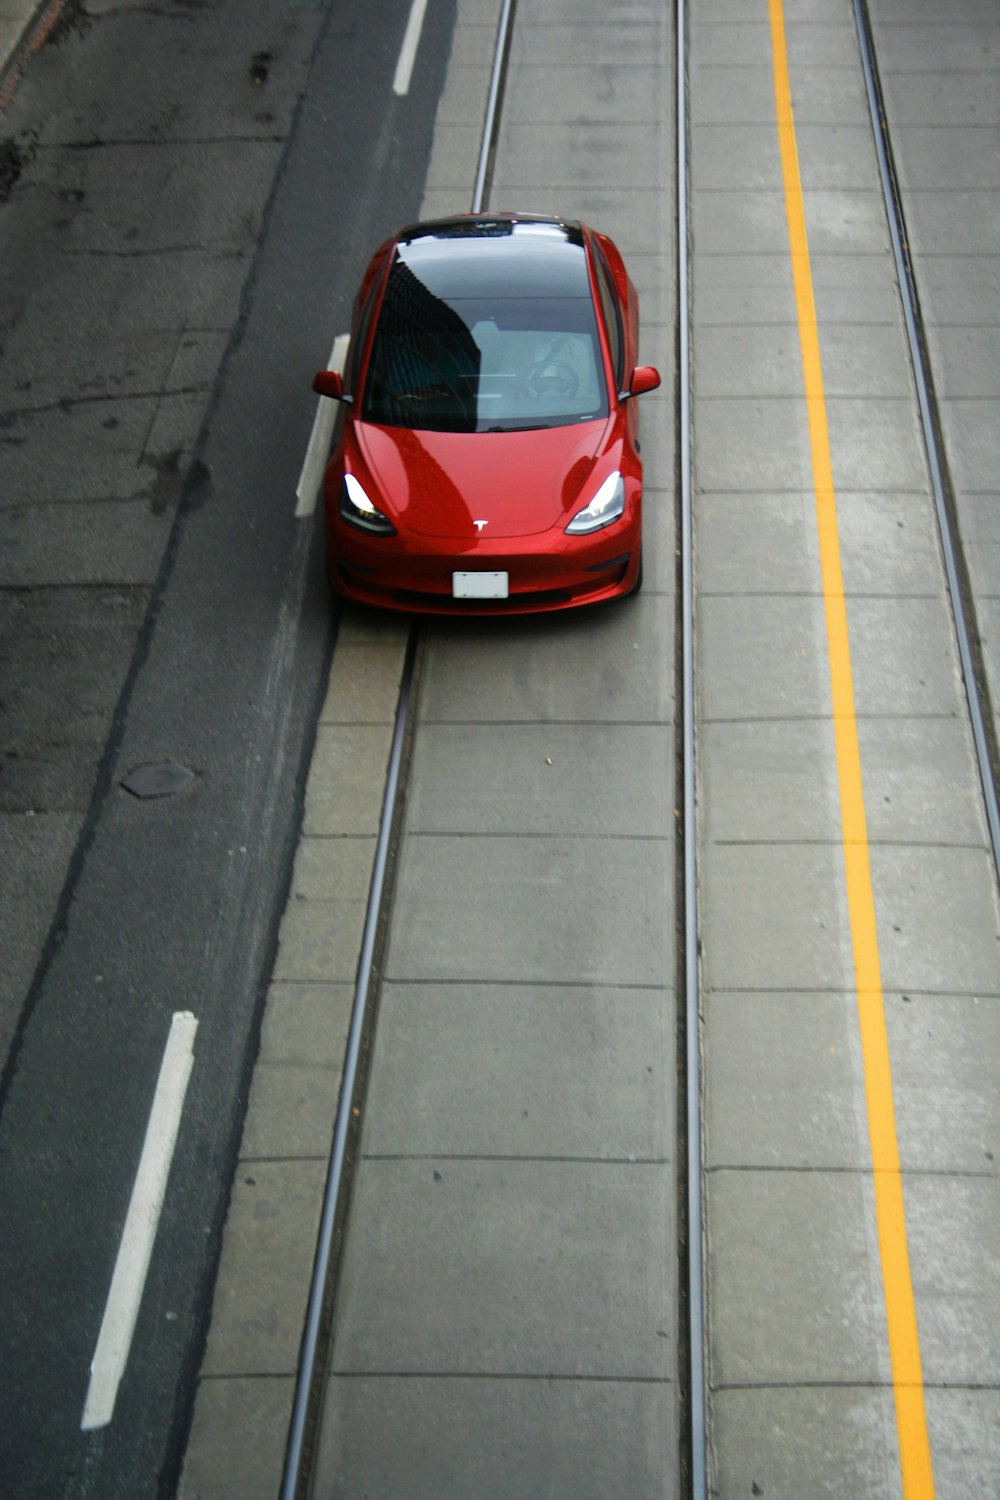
[280,3,520,1494]
[676,0,707,1495]
[852,0,1000,885]
[471,0,516,216]
[278,628,420,1500]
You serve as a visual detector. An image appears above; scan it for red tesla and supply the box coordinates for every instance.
[313,213,660,614]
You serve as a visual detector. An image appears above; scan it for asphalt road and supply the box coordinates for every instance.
[0,0,455,1494]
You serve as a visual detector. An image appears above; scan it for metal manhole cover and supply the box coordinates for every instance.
[121,761,195,799]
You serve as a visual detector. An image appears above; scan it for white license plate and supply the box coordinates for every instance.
[452,571,509,599]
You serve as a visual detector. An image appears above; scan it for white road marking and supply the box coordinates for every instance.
[393,0,429,95]
[81,1011,199,1432]
[295,333,350,519]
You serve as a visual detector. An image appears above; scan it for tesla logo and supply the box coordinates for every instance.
[473,519,488,532]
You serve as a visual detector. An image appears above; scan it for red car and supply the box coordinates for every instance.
[313,213,660,614]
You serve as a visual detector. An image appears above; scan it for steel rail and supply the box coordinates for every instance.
[676,0,707,1494]
[471,0,515,215]
[851,0,1000,884]
[280,6,518,1494]
[279,629,417,1500]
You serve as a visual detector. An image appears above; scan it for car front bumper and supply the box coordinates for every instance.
[325,515,642,615]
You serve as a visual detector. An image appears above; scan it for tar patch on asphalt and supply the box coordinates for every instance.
[0,140,25,203]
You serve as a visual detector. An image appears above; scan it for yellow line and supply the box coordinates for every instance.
[766,2,935,1494]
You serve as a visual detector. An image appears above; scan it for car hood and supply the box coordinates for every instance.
[355,419,612,539]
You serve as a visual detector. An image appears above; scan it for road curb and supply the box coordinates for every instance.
[0,0,65,109]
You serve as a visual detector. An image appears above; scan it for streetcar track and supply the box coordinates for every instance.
[278,629,420,1500]
[281,0,705,1493]
[851,0,1000,887]
[676,0,706,1496]
[680,2,1000,1495]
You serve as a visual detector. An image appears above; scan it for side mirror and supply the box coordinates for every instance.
[313,370,347,401]
[628,366,661,398]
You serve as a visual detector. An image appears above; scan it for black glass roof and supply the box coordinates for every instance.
[392,216,590,300]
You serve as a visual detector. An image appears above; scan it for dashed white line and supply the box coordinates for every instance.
[81,1011,198,1432]
[393,0,429,96]
[295,332,350,519]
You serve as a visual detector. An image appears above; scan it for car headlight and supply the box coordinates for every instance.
[565,470,625,535]
[340,472,396,535]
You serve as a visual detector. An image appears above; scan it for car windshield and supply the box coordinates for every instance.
[360,221,609,433]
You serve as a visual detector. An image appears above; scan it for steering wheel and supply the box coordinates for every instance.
[523,359,580,402]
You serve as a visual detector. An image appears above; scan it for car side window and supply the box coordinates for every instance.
[594,249,624,391]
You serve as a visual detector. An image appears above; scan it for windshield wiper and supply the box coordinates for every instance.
[485,423,553,433]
